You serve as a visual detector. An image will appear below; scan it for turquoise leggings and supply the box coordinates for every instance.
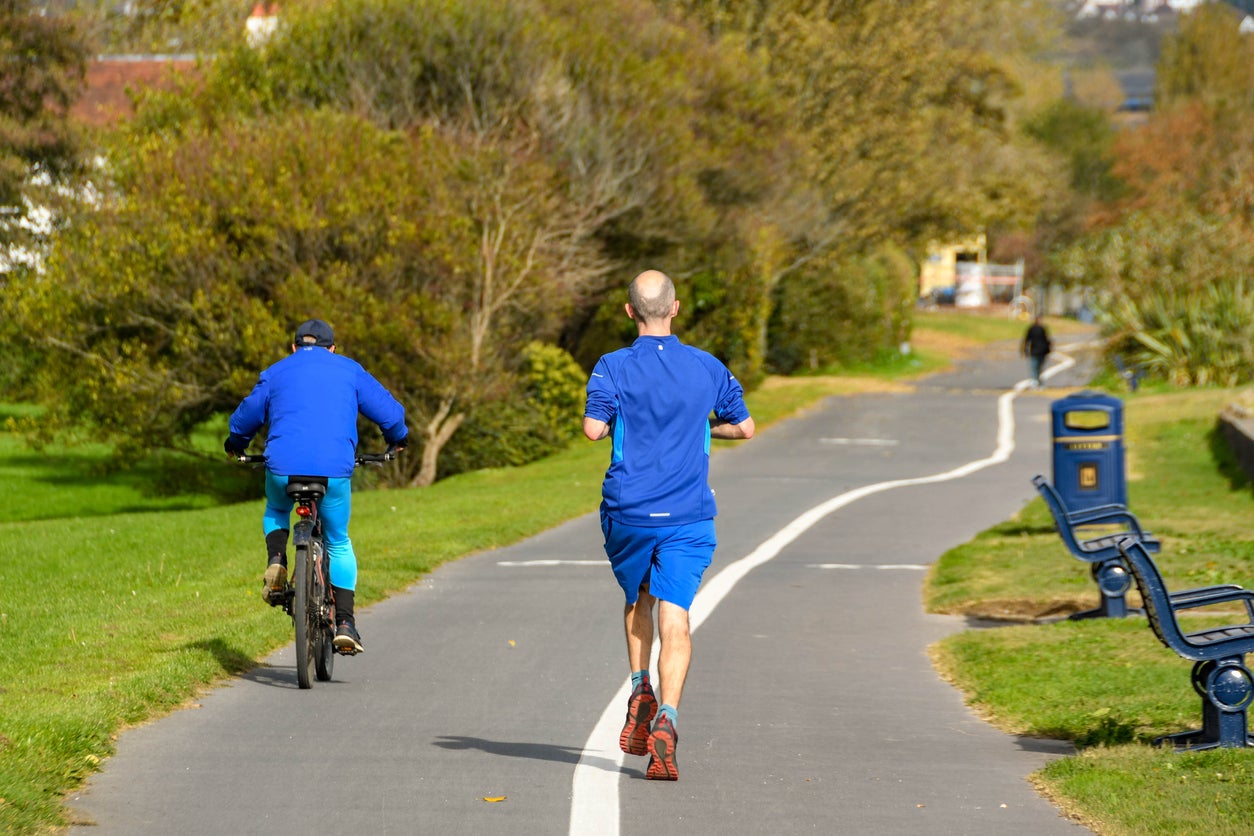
[263,472,357,590]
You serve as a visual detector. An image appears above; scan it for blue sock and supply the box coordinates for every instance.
[631,670,649,689]
[659,704,677,725]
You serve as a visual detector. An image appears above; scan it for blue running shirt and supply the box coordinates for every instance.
[584,335,751,527]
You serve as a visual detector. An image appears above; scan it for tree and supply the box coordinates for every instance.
[0,0,87,240]
[1052,5,1254,387]
[3,110,432,456]
[1157,1,1254,113]
[385,124,612,485]
[200,0,795,419]
[652,0,1067,366]
[0,1,90,397]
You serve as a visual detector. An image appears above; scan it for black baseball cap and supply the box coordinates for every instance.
[293,319,335,347]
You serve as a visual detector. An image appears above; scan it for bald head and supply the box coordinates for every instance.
[627,270,677,326]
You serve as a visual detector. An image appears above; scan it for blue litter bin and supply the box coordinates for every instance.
[1051,391,1127,512]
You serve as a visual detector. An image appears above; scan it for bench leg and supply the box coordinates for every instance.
[1154,661,1254,751]
[1154,703,1254,751]
[1069,560,1143,620]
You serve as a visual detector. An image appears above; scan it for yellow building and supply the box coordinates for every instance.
[918,234,987,298]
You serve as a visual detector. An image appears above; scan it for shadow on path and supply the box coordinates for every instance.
[433,735,625,776]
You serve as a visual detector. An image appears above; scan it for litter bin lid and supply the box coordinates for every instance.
[1052,390,1123,435]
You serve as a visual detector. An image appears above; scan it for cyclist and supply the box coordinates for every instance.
[224,319,408,654]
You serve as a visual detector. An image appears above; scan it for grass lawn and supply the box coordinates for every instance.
[927,383,1254,835]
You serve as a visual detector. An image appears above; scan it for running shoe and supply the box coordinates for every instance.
[646,714,678,780]
[333,619,365,655]
[262,562,286,606]
[619,681,658,755]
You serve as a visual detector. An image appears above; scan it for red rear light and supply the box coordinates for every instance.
[296,505,312,518]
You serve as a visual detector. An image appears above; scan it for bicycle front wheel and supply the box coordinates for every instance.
[293,544,317,689]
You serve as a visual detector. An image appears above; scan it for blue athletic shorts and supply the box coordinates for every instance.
[600,512,716,610]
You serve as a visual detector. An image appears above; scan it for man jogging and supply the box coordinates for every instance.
[225,319,408,654]
[583,270,754,781]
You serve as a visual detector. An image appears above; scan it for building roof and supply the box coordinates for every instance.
[71,55,198,127]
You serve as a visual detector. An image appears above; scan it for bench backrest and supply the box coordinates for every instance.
[1118,537,1191,658]
[1032,475,1087,555]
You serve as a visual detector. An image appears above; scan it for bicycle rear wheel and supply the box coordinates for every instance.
[293,544,317,689]
[313,539,334,682]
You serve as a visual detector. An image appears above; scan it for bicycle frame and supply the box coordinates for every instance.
[289,498,327,614]
[285,478,336,688]
[234,448,398,688]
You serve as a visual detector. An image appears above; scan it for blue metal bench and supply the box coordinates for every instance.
[1033,474,1161,619]
[1117,536,1254,750]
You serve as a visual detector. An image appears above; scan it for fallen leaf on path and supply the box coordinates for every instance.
[483,796,507,803]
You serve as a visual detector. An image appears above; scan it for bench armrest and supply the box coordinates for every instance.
[1169,587,1254,621]
[1080,531,1160,553]
[1066,505,1143,528]
[1064,501,1131,519]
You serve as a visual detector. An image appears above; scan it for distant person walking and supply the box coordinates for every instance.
[1022,315,1051,388]
[583,269,755,781]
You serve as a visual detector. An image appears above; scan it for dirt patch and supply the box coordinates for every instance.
[946,597,1091,623]
[909,328,983,361]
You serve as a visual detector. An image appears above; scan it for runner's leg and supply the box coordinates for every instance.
[625,588,657,673]
[656,601,692,709]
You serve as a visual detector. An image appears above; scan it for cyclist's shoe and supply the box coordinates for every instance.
[646,714,679,780]
[619,681,658,755]
[333,620,364,655]
[262,562,287,606]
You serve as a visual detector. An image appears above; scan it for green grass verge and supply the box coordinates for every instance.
[913,309,1088,344]
[1038,746,1254,836]
[0,406,251,522]
[927,383,1254,835]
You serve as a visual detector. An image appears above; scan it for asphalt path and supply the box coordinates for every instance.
[70,334,1098,835]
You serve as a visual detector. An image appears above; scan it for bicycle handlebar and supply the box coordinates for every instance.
[231,449,400,467]
[355,449,398,466]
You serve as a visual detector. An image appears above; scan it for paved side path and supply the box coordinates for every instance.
[70,335,1097,835]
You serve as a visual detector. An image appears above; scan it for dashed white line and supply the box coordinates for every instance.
[497,560,605,567]
[809,563,929,570]
[569,353,1076,836]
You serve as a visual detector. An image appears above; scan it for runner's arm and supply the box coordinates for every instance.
[710,416,754,440]
[583,417,610,441]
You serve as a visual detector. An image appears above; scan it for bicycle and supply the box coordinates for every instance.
[236,449,397,689]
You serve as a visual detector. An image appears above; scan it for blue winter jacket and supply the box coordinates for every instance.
[227,346,408,478]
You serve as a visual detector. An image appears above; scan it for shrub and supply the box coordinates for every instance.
[1103,278,1254,387]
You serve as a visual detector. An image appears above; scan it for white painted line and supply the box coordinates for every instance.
[569,351,1076,835]
[809,563,929,570]
[819,437,900,447]
[497,560,605,567]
